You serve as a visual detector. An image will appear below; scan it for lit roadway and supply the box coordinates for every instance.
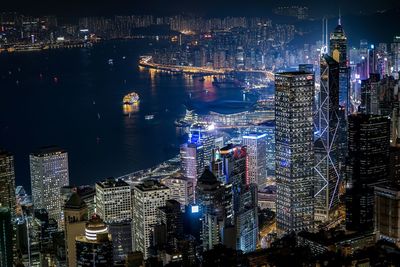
[139,56,275,81]
[258,220,276,249]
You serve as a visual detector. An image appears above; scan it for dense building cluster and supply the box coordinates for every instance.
[3,10,400,267]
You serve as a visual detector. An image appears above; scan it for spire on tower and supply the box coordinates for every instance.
[338,8,341,25]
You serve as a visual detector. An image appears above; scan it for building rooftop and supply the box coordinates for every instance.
[0,149,12,158]
[96,178,129,188]
[31,146,66,157]
[135,180,169,192]
[275,71,311,77]
[65,193,87,210]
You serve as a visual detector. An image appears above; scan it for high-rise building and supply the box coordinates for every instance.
[242,133,267,187]
[95,178,132,264]
[329,15,350,113]
[30,146,69,224]
[188,123,216,166]
[313,54,341,223]
[234,183,258,253]
[155,199,184,248]
[346,114,390,232]
[180,142,204,196]
[374,182,400,247]
[0,207,13,267]
[196,169,227,251]
[360,73,380,114]
[0,150,16,216]
[275,71,315,233]
[95,178,132,223]
[64,193,88,267]
[75,214,113,266]
[132,180,170,259]
[161,175,194,208]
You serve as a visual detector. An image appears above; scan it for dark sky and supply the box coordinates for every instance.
[2,0,400,17]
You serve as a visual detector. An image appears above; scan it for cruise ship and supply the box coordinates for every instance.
[123,92,140,105]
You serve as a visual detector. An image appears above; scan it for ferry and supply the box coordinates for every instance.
[123,92,140,105]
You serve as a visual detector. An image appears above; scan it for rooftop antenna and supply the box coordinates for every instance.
[338,8,341,25]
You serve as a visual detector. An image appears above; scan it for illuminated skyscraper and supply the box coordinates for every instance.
[75,214,113,266]
[0,150,16,216]
[180,142,204,196]
[275,71,315,233]
[95,178,132,264]
[313,54,340,223]
[132,180,170,259]
[95,178,132,223]
[188,123,216,166]
[242,133,267,187]
[329,15,350,113]
[30,146,69,224]
[161,175,194,208]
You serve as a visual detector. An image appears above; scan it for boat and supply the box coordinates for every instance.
[108,59,114,65]
[145,114,154,120]
[123,92,140,105]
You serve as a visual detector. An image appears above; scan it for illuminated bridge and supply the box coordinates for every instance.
[139,56,275,81]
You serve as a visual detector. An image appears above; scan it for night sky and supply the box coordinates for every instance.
[2,0,400,17]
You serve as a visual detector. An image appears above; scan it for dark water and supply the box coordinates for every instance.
[0,40,245,191]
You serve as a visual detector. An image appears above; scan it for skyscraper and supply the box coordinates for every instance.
[95,178,132,223]
[313,54,341,223]
[242,133,267,187]
[30,146,69,224]
[0,150,16,216]
[161,175,194,209]
[275,71,315,233]
[132,180,170,259]
[95,178,132,264]
[346,114,390,232]
[64,193,88,267]
[329,15,350,113]
[75,214,113,266]
[0,207,13,267]
[180,142,204,196]
[196,169,226,251]
[189,123,216,166]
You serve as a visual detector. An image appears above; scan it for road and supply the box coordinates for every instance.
[258,220,276,249]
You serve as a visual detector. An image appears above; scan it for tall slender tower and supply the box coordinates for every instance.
[30,146,69,224]
[314,54,341,223]
[0,150,16,216]
[242,133,267,187]
[275,71,315,233]
[329,13,350,113]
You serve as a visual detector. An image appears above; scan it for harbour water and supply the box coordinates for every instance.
[0,40,248,190]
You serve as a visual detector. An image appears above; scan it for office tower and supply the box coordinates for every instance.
[218,144,247,186]
[30,146,69,224]
[108,220,132,264]
[0,150,16,216]
[75,214,113,266]
[132,180,170,259]
[95,178,132,223]
[161,175,194,208]
[360,73,380,114]
[234,183,258,253]
[64,193,88,267]
[313,54,340,223]
[95,178,132,264]
[242,133,267,187]
[275,71,315,233]
[390,147,400,184]
[329,15,350,113]
[180,142,204,194]
[374,183,400,246]
[189,124,216,166]
[392,36,400,78]
[196,169,226,251]
[154,199,184,248]
[0,207,13,267]
[346,114,390,232]
[77,186,96,218]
